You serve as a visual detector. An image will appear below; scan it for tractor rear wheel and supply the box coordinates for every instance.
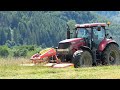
[102,44,120,65]
[72,50,93,68]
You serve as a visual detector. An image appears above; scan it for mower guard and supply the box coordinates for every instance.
[20,62,74,68]
[44,63,74,68]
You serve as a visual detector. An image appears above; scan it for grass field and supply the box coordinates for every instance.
[0,58,120,79]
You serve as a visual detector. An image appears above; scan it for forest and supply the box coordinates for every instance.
[0,11,120,58]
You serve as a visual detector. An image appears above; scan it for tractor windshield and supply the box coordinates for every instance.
[76,28,91,38]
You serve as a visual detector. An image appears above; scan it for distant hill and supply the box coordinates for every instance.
[95,11,119,18]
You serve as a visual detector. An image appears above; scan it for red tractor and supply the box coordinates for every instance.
[56,22,120,68]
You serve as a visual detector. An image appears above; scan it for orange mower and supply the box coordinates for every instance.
[30,48,74,68]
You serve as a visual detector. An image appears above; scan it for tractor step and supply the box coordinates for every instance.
[44,63,74,68]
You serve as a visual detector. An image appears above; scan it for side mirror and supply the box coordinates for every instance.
[106,33,109,36]
[105,33,109,37]
[97,25,101,31]
[109,37,113,39]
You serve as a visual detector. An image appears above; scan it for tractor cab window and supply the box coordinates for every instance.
[93,27,105,48]
[93,27,105,40]
[76,28,91,38]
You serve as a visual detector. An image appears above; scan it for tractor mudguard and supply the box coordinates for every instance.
[79,46,93,55]
[79,46,97,65]
[98,39,119,52]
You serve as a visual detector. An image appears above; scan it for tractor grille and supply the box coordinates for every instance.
[58,42,71,49]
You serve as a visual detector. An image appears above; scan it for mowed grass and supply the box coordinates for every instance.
[0,58,120,79]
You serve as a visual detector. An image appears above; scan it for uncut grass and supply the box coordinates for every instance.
[0,58,120,79]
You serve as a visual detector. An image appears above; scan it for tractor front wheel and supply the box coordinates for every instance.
[72,50,93,68]
[102,44,120,65]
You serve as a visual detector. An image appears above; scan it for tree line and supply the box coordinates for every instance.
[0,11,120,47]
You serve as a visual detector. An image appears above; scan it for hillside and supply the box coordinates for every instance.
[95,11,119,18]
[0,11,120,47]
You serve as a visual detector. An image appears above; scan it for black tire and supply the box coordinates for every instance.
[102,44,120,65]
[72,50,93,68]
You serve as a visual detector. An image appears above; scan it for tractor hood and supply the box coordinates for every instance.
[59,38,84,43]
[58,38,85,54]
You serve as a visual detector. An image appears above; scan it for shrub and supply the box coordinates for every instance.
[13,48,28,57]
[0,46,9,58]
[26,45,35,51]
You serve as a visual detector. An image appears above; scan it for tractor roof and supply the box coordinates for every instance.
[75,23,107,28]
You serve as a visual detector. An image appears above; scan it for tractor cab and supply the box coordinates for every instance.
[74,23,107,49]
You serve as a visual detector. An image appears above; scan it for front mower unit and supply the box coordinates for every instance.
[30,48,59,64]
[29,48,73,68]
